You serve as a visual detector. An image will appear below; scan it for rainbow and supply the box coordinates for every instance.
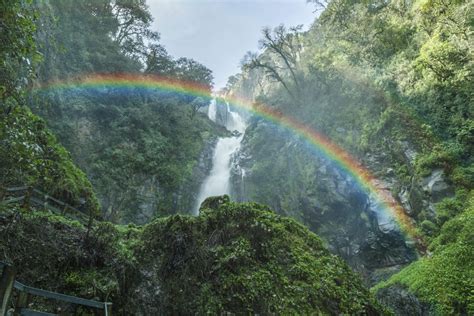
[35,73,425,250]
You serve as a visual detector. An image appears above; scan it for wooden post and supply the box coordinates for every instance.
[62,204,68,216]
[0,186,5,201]
[22,187,32,211]
[14,292,28,316]
[104,303,112,316]
[0,264,16,316]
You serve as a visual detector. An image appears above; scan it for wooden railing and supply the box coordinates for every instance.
[0,262,111,316]
[0,186,92,223]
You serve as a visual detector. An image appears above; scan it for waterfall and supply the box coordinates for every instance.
[208,99,217,122]
[194,99,246,214]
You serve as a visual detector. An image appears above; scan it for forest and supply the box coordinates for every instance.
[0,0,472,314]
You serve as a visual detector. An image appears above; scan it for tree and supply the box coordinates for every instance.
[242,24,303,101]
[111,0,159,59]
[175,57,214,91]
[144,44,176,76]
[0,0,38,106]
[306,0,330,10]
[190,97,208,117]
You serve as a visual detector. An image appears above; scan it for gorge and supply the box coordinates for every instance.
[0,0,472,314]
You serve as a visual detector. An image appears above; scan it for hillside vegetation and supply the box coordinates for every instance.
[0,0,472,314]
[0,197,384,314]
[225,0,473,312]
[28,0,222,223]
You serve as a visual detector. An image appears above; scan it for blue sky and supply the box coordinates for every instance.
[148,0,316,89]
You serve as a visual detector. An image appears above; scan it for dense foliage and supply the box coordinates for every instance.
[227,0,472,309]
[0,0,39,105]
[1,0,472,313]
[0,1,98,211]
[138,196,384,314]
[375,192,474,314]
[0,106,99,213]
[26,0,220,222]
[0,204,139,314]
[0,198,384,314]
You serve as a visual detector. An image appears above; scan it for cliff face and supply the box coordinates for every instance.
[229,116,417,283]
[223,63,458,285]
[222,4,473,308]
[33,97,226,223]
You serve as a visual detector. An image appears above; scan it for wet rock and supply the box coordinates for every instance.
[376,284,435,315]
[398,184,424,216]
[398,187,412,214]
[400,141,418,165]
[214,99,231,127]
[422,169,454,203]
[386,168,395,176]
[230,120,417,285]
[231,130,242,137]
[177,137,218,211]
[408,185,424,216]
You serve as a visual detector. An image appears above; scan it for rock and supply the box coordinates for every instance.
[398,185,424,217]
[398,187,412,214]
[386,168,395,176]
[408,185,424,216]
[400,141,418,165]
[422,169,454,203]
[376,284,435,315]
[199,195,230,212]
[231,130,242,137]
[229,118,417,286]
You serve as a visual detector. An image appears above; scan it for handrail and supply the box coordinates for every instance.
[13,281,108,309]
[0,186,89,223]
[0,261,112,315]
[4,186,29,192]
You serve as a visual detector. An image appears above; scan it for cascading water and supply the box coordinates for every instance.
[194,100,246,214]
[208,98,217,122]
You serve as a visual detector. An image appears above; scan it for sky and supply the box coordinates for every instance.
[147,0,316,89]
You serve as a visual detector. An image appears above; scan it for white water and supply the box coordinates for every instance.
[194,100,246,214]
[208,99,217,122]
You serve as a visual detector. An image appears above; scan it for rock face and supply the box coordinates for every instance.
[229,120,417,283]
[396,167,454,221]
[422,169,455,203]
[171,137,219,213]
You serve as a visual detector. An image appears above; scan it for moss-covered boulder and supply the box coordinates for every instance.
[138,196,383,314]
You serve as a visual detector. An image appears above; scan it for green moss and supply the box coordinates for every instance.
[414,143,464,177]
[22,209,85,230]
[420,220,438,237]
